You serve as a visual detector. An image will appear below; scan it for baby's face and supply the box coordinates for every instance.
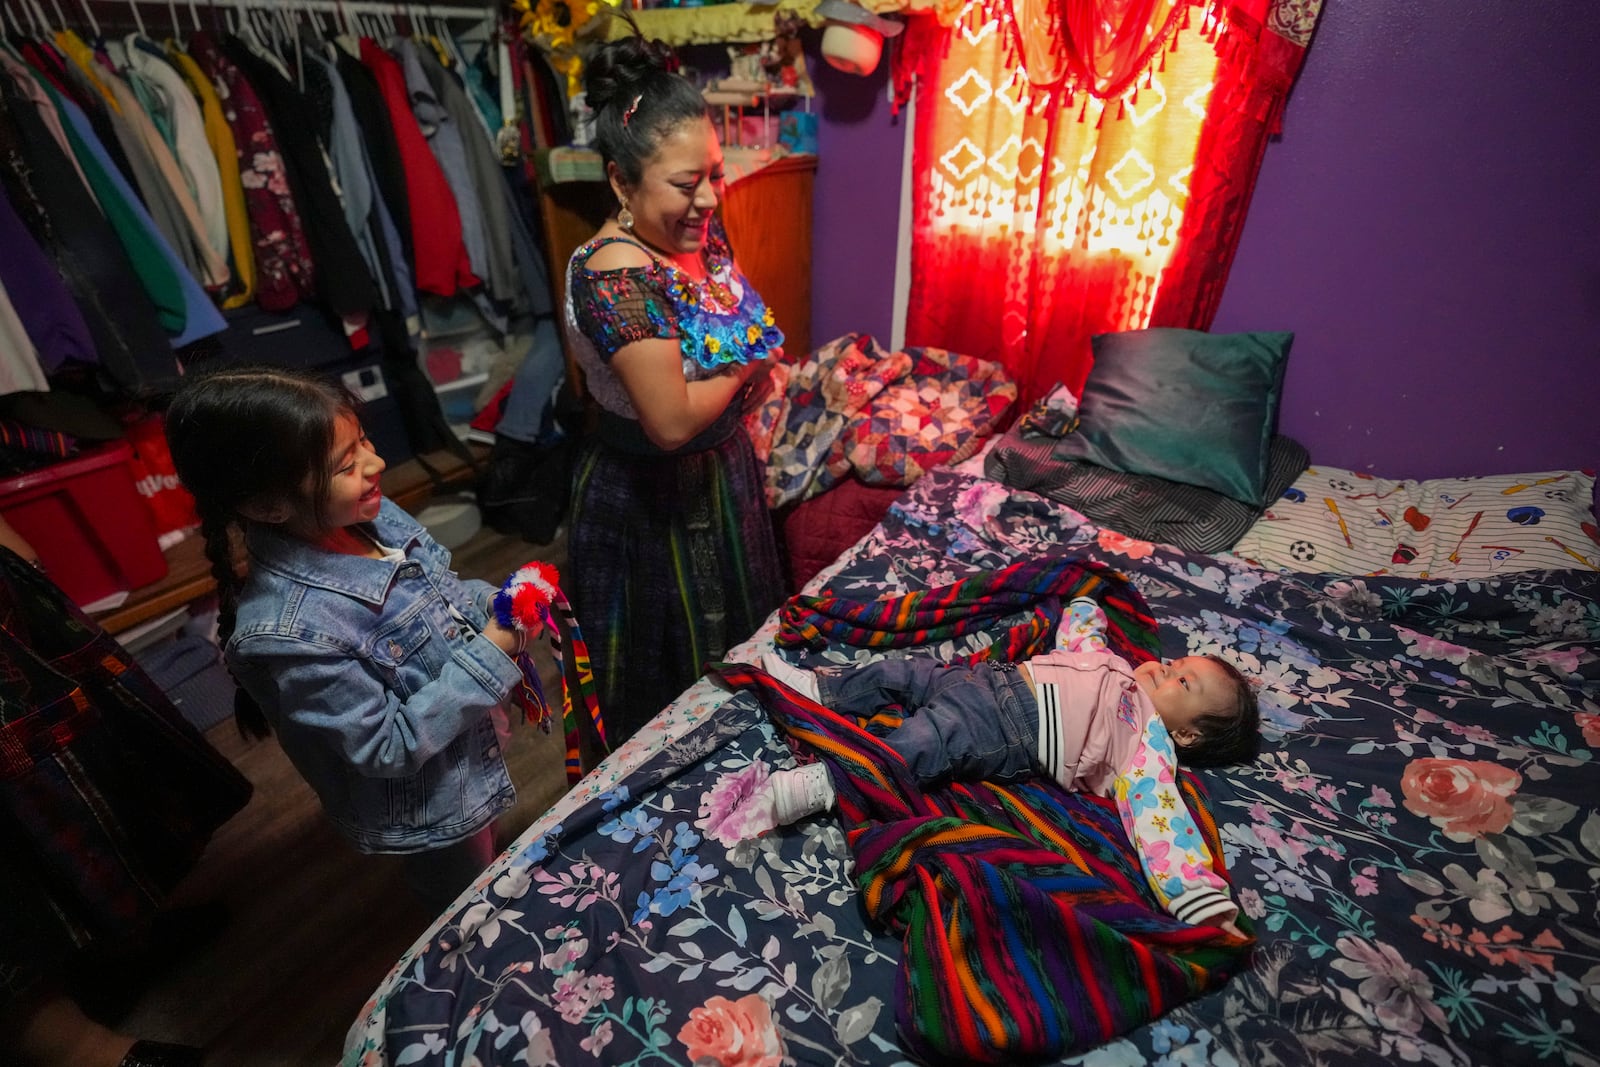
[1133,656,1235,744]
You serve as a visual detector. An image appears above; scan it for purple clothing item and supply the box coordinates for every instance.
[0,185,95,372]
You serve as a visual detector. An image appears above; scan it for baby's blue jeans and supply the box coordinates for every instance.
[813,657,1038,786]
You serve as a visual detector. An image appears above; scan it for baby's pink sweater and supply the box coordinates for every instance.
[1023,650,1154,796]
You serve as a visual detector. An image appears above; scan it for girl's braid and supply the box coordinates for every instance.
[198,506,270,739]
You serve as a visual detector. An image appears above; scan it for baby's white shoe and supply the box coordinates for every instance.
[768,763,836,824]
[760,651,821,702]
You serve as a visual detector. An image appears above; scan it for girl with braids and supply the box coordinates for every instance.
[564,24,786,741]
[165,366,531,911]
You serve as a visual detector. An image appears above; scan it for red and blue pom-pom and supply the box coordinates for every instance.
[491,560,609,781]
[494,561,560,636]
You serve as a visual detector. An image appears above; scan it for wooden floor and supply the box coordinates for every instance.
[114,524,574,1066]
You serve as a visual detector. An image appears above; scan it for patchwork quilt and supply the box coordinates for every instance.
[749,333,1015,508]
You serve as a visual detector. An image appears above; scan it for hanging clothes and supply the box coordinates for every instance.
[0,77,178,392]
[188,29,314,312]
[510,32,571,150]
[335,47,413,278]
[223,34,376,328]
[125,35,229,266]
[360,36,477,298]
[43,39,193,284]
[0,52,92,196]
[4,48,194,337]
[19,39,139,195]
[53,83,228,347]
[168,46,256,309]
[0,165,95,374]
[0,279,49,395]
[301,49,416,323]
[501,160,555,321]
[459,36,504,136]
[57,30,228,292]
[395,39,492,293]
[415,44,518,305]
[0,547,252,1007]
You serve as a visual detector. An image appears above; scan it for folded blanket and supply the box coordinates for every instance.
[757,334,1016,509]
[714,661,1250,1064]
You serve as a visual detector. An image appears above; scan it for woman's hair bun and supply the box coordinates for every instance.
[585,34,673,114]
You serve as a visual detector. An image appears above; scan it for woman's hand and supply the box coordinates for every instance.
[735,351,782,413]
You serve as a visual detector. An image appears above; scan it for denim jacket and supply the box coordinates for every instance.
[227,499,520,854]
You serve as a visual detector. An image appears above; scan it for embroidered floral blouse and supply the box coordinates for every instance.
[563,216,783,420]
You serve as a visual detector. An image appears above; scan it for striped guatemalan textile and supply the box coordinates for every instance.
[718,559,1251,1062]
[776,554,1163,667]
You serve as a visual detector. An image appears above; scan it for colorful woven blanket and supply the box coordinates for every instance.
[718,561,1249,1062]
[776,554,1162,667]
[713,664,1247,1063]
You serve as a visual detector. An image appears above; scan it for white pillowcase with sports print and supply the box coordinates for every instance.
[1230,466,1599,578]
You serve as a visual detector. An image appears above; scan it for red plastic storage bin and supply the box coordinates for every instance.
[0,441,169,608]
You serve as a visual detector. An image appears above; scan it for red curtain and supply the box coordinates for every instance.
[1149,0,1322,328]
[902,0,1321,406]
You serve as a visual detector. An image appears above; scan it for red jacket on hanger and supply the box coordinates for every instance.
[359,38,477,298]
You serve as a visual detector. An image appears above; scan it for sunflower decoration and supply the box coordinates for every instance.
[512,0,610,97]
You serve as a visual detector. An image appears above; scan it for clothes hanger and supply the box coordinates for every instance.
[29,0,51,34]
[276,4,302,88]
[436,9,471,73]
[73,0,100,40]
[301,0,326,38]
[125,0,148,37]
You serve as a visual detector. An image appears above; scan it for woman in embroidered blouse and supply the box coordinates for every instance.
[563,30,786,742]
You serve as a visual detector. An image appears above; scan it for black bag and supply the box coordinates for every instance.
[477,433,577,545]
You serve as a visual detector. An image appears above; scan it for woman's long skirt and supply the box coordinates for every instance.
[568,427,785,744]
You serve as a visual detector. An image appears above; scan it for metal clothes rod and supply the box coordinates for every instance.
[47,0,498,17]
[223,0,494,17]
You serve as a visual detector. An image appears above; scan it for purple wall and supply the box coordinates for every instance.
[809,43,907,347]
[1211,1,1600,478]
[806,5,1599,478]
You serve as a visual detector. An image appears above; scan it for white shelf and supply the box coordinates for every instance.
[431,371,490,395]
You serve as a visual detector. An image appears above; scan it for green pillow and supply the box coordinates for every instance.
[1053,328,1293,506]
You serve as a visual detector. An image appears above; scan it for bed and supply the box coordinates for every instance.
[343,448,1600,1066]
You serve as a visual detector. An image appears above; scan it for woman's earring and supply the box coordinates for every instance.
[618,203,635,231]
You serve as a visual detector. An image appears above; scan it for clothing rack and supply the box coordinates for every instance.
[1,0,497,36]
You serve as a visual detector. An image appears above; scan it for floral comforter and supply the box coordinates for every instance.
[346,469,1600,1067]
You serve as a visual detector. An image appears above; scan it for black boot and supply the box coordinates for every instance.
[117,1040,206,1067]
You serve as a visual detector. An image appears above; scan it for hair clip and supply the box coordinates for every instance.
[622,94,642,128]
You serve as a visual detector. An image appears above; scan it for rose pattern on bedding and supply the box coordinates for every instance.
[348,469,1600,1067]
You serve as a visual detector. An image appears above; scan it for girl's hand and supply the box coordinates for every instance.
[482,619,527,657]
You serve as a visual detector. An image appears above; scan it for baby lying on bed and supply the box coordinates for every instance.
[740,597,1260,936]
